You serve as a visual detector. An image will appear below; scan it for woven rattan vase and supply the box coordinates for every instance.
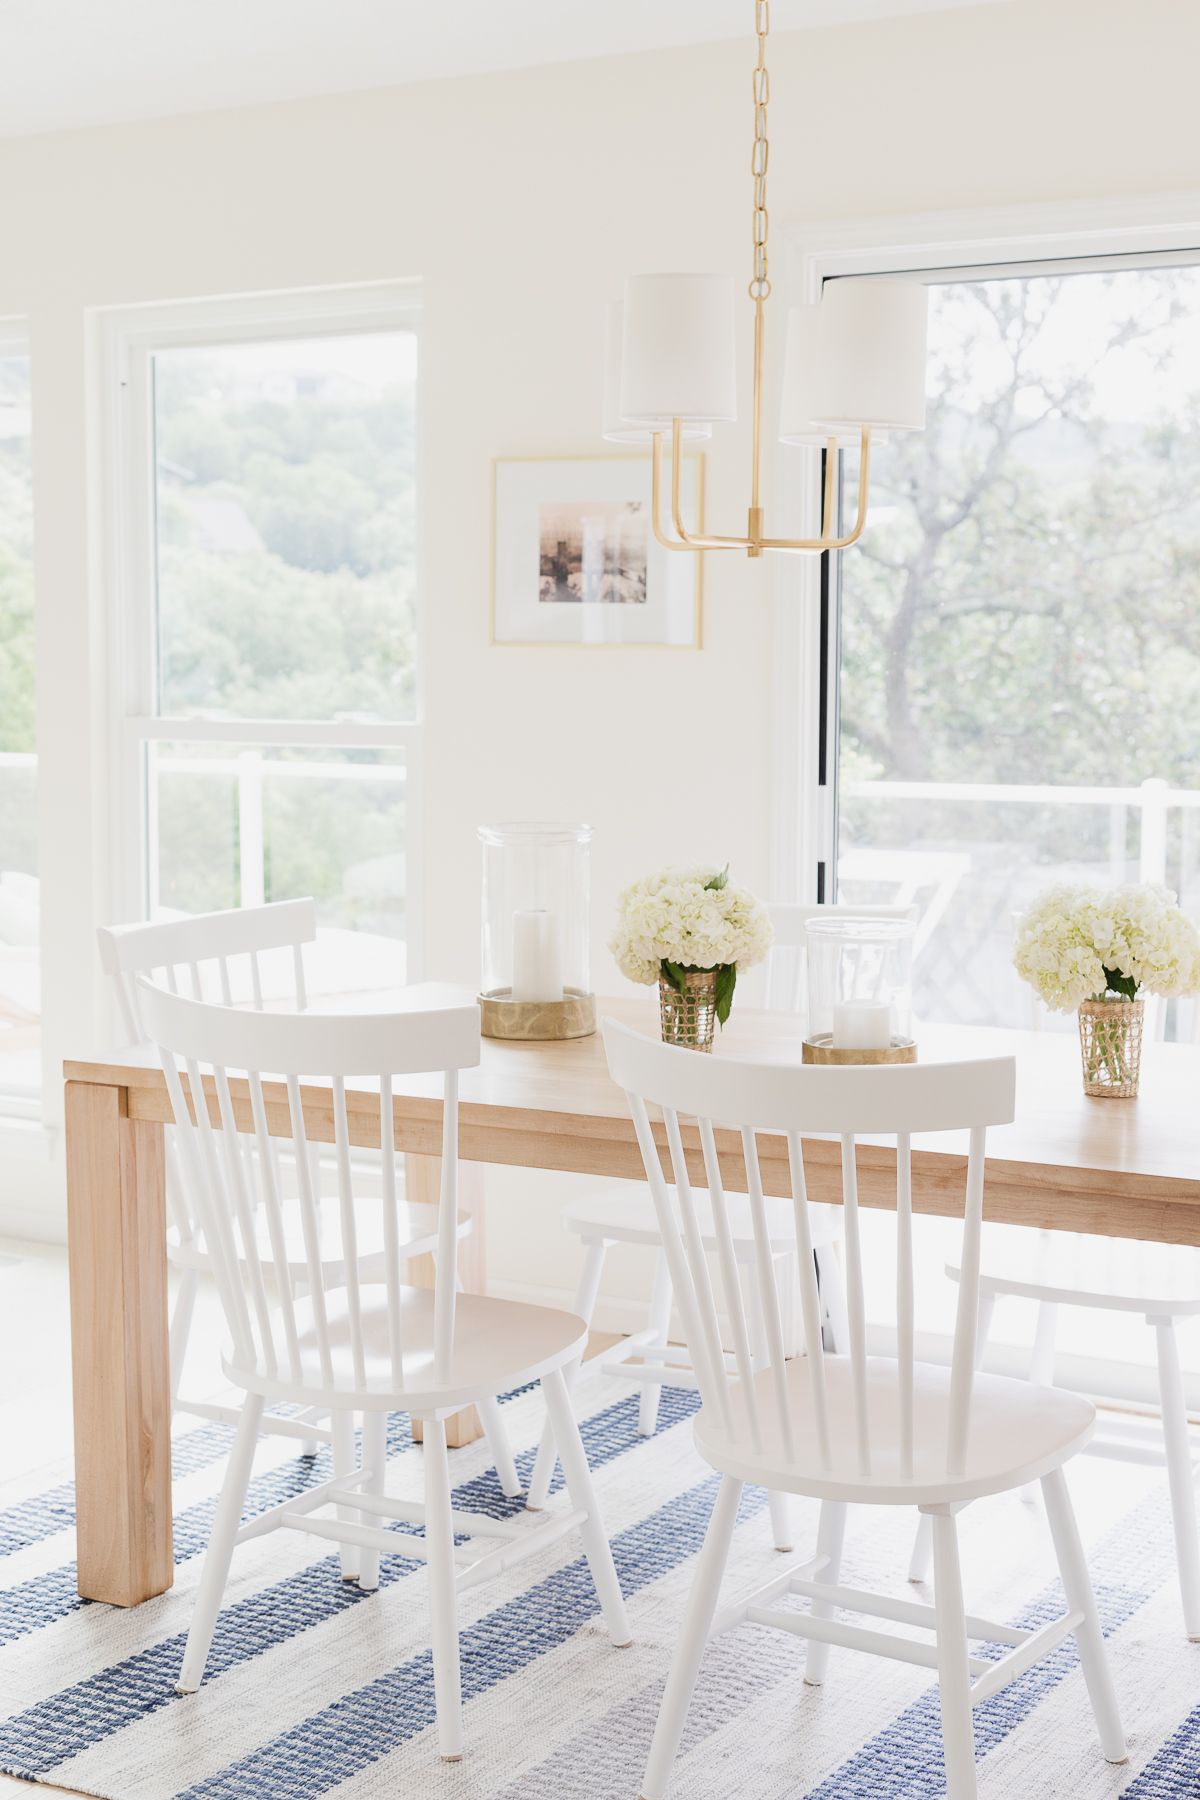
[659,970,719,1052]
[1077,997,1144,1097]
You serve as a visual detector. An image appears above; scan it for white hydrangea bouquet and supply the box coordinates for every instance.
[1013,882,1200,1095]
[610,863,773,1050]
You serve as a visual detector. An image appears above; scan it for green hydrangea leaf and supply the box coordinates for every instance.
[1101,965,1139,1002]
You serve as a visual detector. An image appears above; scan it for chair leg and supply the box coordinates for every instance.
[540,1366,631,1647]
[640,1474,743,1800]
[1041,1466,1127,1762]
[1153,1317,1200,1640]
[177,1394,264,1693]
[930,1510,977,1800]
[1020,1300,1059,1503]
[331,1410,360,1582]
[910,1293,997,1584]
[803,1500,847,1686]
[527,1240,607,1511]
[293,1404,325,1459]
[423,1416,464,1762]
[909,1512,934,1585]
[745,1259,791,1553]
[766,1489,793,1556]
[356,1411,388,1592]
[169,1268,199,1405]
[478,1395,522,1498]
[814,1241,850,1355]
[639,1250,674,1437]
[291,1277,320,1456]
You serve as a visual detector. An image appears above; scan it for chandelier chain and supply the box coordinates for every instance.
[750,0,771,301]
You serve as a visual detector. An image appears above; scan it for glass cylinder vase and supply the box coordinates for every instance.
[478,822,595,1040]
[803,916,916,1064]
[1077,997,1143,1097]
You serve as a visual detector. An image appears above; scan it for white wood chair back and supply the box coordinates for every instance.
[603,1019,1015,1481]
[741,901,917,1014]
[98,901,319,1250]
[98,898,317,1046]
[135,974,481,1394]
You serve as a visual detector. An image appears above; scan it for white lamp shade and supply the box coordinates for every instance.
[778,305,887,448]
[602,301,712,444]
[804,279,928,433]
[619,273,737,425]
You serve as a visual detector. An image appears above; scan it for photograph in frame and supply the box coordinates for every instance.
[492,455,703,646]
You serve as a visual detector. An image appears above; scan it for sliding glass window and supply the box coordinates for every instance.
[834,260,1200,1032]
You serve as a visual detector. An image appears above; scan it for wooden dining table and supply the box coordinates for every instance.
[63,992,1200,1611]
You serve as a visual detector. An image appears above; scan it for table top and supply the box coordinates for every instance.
[64,990,1200,1241]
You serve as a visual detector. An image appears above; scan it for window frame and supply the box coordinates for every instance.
[776,191,1200,899]
[98,282,425,971]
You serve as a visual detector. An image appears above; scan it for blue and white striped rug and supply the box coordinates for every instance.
[2,1368,1199,1798]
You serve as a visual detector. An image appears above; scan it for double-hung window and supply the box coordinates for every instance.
[825,254,1200,1038]
[106,285,421,996]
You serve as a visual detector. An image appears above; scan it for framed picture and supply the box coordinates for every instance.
[491,454,704,647]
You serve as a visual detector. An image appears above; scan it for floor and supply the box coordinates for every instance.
[2,1238,1196,1799]
[0,1238,623,1799]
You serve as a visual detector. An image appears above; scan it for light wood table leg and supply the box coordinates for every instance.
[405,1153,485,1448]
[65,1079,172,1605]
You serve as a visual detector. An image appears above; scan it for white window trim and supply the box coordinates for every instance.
[95,280,425,982]
[0,321,40,1123]
[772,189,1200,896]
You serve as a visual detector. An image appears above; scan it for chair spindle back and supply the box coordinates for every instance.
[136,975,480,1393]
[603,1019,1015,1481]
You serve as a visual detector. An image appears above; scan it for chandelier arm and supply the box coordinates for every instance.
[759,428,873,552]
[821,427,872,550]
[649,432,693,552]
[667,420,754,550]
[821,434,837,540]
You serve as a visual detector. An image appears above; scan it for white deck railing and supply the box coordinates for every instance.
[844,775,1197,887]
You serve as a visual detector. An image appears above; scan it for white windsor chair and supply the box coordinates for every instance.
[97,902,517,1489]
[908,990,1200,1635]
[909,1230,1200,1637]
[525,902,914,1544]
[603,1019,1126,1800]
[137,976,631,1761]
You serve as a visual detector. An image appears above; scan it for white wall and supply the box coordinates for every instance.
[2,0,1199,1305]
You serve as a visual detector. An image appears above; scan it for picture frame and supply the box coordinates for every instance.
[491,453,704,648]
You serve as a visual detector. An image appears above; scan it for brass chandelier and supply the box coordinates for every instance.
[602,1,929,558]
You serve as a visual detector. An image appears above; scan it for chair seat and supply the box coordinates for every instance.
[169,1200,471,1280]
[951,1224,1200,1316]
[562,1185,841,1254]
[692,1355,1095,1506]
[223,1282,587,1413]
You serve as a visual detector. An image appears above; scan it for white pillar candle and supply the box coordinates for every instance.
[831,1000,892,1051]
[511,908,563,1003]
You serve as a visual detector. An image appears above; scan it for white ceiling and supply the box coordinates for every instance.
[0,0,1008,140]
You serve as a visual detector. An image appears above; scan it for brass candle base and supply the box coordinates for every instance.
[802,1034,917,1066]
[479,987,597,1041]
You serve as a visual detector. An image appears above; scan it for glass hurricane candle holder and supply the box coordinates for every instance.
[802,916,916,1065]
[478,822,596,1040]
